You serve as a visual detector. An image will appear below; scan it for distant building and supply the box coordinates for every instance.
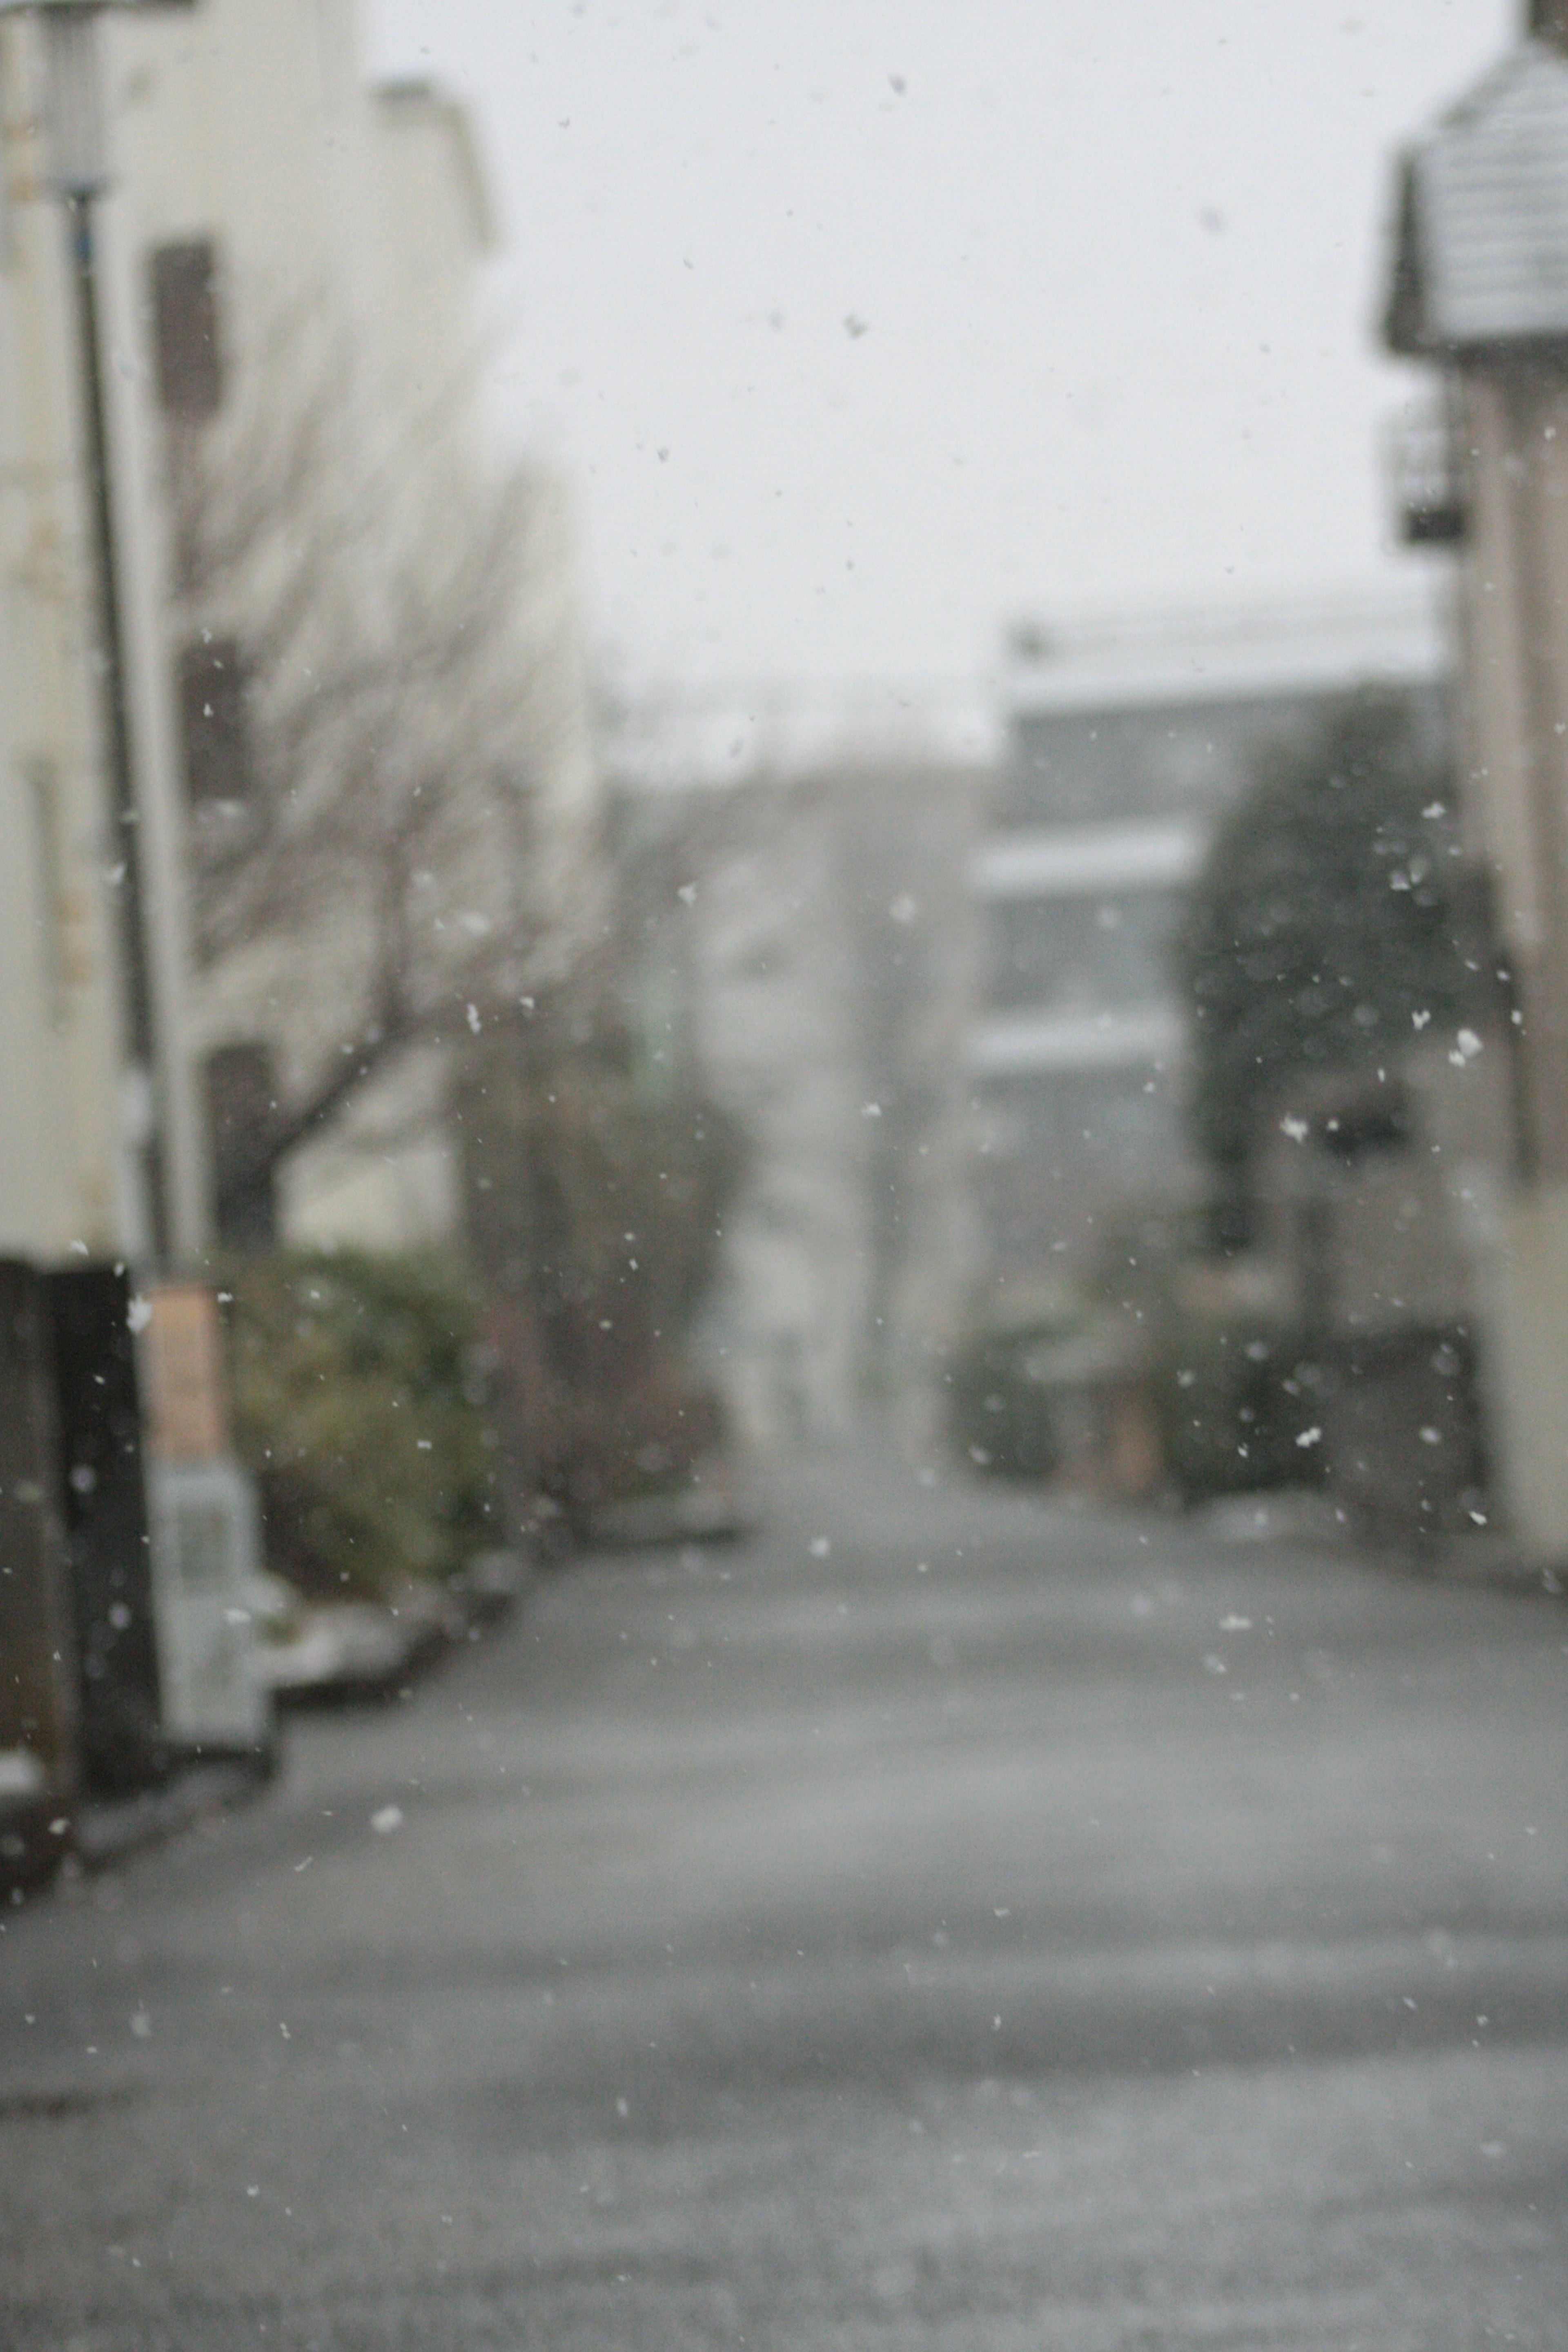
[608,693,993,1450]
[969,603,1450,1283]
[0,2,600,1270]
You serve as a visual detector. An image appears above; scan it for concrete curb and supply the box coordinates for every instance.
[71,1759,268,1872]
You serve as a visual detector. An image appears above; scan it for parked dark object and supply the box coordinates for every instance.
[1157,1314,1322,1508]
[1318,1325,1488,1547]
[951,1286,1166,1498]
[0,1261,80,1889]
[947,1311,1065,1483]
[43,1265,167,1798]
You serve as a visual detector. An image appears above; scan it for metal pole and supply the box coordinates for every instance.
[65,185,168,1261]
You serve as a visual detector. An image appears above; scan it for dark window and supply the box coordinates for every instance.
[150,240,223,420]
[206,1042,278,1252]
[178,637,250,807]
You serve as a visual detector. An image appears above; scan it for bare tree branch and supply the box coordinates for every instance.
[173,290,596,1178]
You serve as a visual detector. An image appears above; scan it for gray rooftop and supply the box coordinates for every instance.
[1386,37,1568,354]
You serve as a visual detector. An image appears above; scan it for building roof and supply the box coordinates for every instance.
[1386,37,1568,355]
[1005,596,1446,720]
[604,682,1000,791]
[373,81,499,256]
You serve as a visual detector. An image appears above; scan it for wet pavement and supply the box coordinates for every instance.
[4,1450,1568,2350]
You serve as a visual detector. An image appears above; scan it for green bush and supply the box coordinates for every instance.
[225,1251,496,1599]
[457,1000,746,1529]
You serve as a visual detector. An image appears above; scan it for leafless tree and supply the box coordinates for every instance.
[169,294,598,1208]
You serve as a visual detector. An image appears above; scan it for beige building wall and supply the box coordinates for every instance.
[0,22,146,1260]
[1452,366,1568,1553]
[1490,1183,1568,1549]
[1381,26,1568,1556]
[1455,366,1568,1183]
[98,0,600,1254]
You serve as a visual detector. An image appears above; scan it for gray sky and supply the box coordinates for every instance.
[365,0,1513,691]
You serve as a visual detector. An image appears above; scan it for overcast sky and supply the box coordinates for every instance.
[365,0,1514,693]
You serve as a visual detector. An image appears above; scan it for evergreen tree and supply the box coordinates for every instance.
[1178,692,1474,1223]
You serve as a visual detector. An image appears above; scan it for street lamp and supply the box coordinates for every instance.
[2,0,194,1262]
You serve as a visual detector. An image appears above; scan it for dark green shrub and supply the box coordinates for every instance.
[225,1251,496,1599]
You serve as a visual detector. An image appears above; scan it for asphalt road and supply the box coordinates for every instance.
[4,1450,1568,2350]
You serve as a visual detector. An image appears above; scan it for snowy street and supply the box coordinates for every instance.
[4,1454,1567,2350]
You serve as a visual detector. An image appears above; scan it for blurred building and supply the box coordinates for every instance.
[0,2,599,1270]
[1384,0,1568,1553]
[0,12,201,1263]
[607,693,993,1450]
[969,604,1450,1289]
